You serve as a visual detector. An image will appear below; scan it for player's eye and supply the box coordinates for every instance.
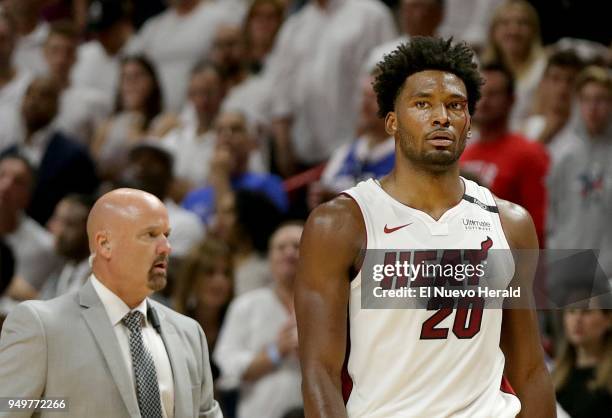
[414,101,429,109]
[148,231,158,238]
[448,101,466,111]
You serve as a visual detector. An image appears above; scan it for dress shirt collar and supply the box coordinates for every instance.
[90,274,149,327]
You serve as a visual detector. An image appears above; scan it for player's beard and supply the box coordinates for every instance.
[398,131,466,173]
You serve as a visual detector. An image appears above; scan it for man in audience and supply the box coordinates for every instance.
[119,141,205,258]
[308,72,394,209]
[183,110,288,224]
[163,63,225,197]
[41,194,94,299]
[461,62,549,246]
[0,152,57,303]
[0,10,32,110]
[521,49,584,163]
[264,0,396,176]
[71,0,135,107]
[548,66,612,278]
[0,76,99,226]
[128,0,243,111]
[366,0,444,70]
[43,21,110,145]
[3,0,50,75]
[214,222,304,418]
[209,23,249,92]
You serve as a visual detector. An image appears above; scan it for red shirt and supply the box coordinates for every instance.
[460,133,550,247]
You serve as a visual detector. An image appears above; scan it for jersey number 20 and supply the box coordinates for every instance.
[419,297,485,339]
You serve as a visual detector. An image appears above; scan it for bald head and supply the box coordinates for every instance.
[87,188,171,307]
[87,188,165,251]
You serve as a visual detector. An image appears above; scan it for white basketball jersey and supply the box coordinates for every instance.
[341,178,521,418]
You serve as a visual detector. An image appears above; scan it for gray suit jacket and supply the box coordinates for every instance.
[0,280,222,418]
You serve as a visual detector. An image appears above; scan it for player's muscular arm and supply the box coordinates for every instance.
[496,198,556,418]
[295,196,365,418]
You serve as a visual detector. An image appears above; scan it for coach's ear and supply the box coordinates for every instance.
[385,112,397,136]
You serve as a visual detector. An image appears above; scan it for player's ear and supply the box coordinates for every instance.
[385,112,397,136]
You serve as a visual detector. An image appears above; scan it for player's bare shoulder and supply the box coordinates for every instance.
[301,195,366,268]
[493,196,538,250]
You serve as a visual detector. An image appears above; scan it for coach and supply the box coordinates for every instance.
[0,188,221,418]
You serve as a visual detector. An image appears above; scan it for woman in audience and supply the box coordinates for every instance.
[173,238,234,370]
[481,0,547,130]
[553,295,612,418]
[243,0,285,74]
[92,55,175,180]
[211,189,283,296]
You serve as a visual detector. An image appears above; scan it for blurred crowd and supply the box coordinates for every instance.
[0,0,610,417]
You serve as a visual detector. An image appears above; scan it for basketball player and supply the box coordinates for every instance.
[295,38,556,417]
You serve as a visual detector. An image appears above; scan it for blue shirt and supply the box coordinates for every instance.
[182,172,289,224]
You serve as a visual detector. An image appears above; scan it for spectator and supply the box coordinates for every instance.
[3,0,49,75]
[43,21,110,145]
[437,0,504,51]
[460,63,549,246]
[553,297,612,418]
[91,55,173,180]
[0,76,99,227]
[263,0,396,176]
[481,0,547,130]
[0,239,15,330]
[183,110,288,224]
[119,141,205,258]
[214,222,304,418]
[127,0,244,111]
[71,0,135,108]
[210,24,248,92]
[173,239,234,376]
[40,194,94,299]
[308,72,394,209]
[220,0,285,147]
[547,66,612,278]
[0,10,32,109]
[366,0,444,70]
[243,0,285,74]
[210,189,283,296]
[521,49,584,163]
[162,63,225,198]
[0,240,14,297]
[0,152,57,301]
[0,10,31,151]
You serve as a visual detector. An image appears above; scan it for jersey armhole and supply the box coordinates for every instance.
[340,191,368,284]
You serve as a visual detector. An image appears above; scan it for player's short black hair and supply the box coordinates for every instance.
[374,37,483,117]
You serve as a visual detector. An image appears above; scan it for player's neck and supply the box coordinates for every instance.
[382,165,464,221]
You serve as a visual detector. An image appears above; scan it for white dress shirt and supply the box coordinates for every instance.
[263,0,396,164]
[90,275,175,418]
[70,40,124,108]
[12,22,49,76]
[127,1,245,111]
[56,85,112,145]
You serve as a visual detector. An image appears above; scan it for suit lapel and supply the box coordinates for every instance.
[156,306,191,418]
[79,281,140,417]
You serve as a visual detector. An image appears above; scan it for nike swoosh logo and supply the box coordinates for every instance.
[384,223,412,233]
